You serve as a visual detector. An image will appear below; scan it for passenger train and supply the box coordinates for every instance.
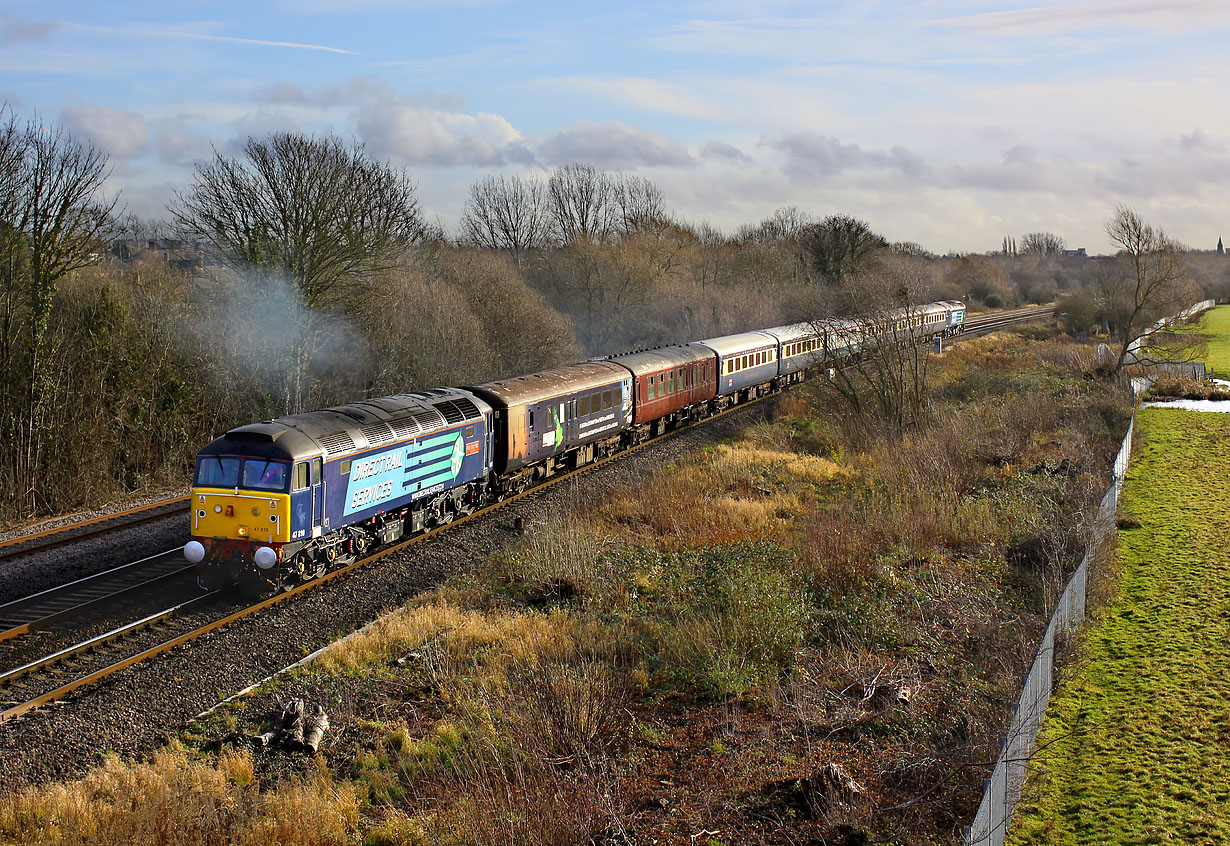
[184,300,966,594]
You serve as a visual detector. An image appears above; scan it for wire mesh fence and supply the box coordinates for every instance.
[964,416,1134,846]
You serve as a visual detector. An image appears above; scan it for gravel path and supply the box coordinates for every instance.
[0,401,775,792]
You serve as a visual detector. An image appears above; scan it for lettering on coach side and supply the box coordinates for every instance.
[351,452,403,482]
[343,446,407,516]
[351,480,395,510]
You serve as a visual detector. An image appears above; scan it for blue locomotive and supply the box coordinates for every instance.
[186,301,965,593]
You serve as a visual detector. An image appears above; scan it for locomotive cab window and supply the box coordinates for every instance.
[241,460,289,492]
[195,456,241,487]
[292,462,310,492]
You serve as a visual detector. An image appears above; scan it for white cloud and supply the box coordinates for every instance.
[537,120,696,169]
[764,132,929,179]
[355,96,523,167]
[60,105,149,159]
[700,140,753,164]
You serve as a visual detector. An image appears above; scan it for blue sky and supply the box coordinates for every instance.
[3,0,1230,253]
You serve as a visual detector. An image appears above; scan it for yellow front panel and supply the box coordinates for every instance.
[190,488,291,544]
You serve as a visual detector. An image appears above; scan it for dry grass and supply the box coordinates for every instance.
[0,330,1132,846]
[0,747,360,846]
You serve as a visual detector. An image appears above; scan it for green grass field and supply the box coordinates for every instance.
[1197,305,1230,377]
[1009,409,1230,845]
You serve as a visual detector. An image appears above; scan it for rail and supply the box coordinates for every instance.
[0,496,188,565]
[0,304,1058,724]
[0,549,193,643]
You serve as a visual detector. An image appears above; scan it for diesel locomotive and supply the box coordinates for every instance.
[185,301,965,594]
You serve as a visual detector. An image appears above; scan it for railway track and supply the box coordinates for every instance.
[0,549,195,643]
[0,597,210,716]
[0,304,1059,725]
[0,392,788,724]
[962,304,1055,337]
[0,495,188,565]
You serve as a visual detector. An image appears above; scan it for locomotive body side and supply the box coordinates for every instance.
[188,390,492,593]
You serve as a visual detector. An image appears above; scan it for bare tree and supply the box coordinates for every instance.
[799,214,888,287]
[173,131,424,308]
[460,174,549,262]
[1020,231,1066,256]
[611,174,668,235]
[734,205,814,244]
[1098,205,1195,371]
[0,106,26,395]
[0,109,118,510]
[531,238,651,353]
[812,257,935,433]
[173,132,424,411]
[546,163,613,244]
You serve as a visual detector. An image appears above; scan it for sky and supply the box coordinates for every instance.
[2,0,1229,254]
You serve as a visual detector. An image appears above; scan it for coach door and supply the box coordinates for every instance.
[311,458,324,534]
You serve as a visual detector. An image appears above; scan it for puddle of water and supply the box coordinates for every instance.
[1143,399,1230,412]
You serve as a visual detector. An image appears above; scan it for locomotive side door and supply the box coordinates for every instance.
[311,458,324,535]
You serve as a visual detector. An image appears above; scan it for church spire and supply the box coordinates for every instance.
[1219,237,1225,255]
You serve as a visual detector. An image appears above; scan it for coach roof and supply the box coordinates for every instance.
[468,361,630,407]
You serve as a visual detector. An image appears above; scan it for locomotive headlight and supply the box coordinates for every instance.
[254,546,277,569]
[184,541,205,564]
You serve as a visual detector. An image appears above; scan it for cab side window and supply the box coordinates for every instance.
[293,462,310,492]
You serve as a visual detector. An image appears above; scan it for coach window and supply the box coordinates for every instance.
[293,462,310,492]
[529,409,535,430]
[667,373,674,393]
[579,395,590,416]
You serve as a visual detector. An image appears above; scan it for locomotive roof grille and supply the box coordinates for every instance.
[319,431,356,456]
[360,422,395,446]
[391,418,421,439]
[433,399,468,424]
[225,430,275,442]
[413,406,447,429]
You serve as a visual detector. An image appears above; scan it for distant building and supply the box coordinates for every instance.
[1061,248,1088,259]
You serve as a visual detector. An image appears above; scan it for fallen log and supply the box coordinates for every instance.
[304,705,330,754]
